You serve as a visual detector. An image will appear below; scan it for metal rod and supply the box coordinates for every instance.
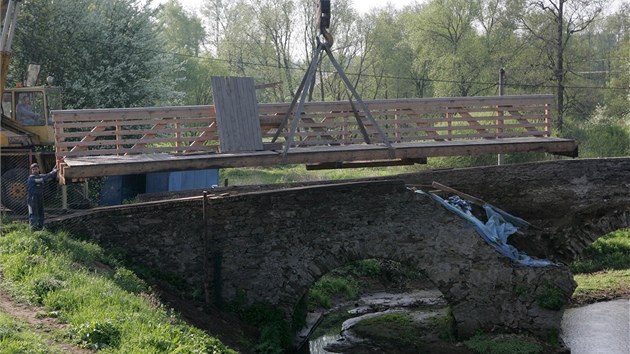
[272,43,323,143]
[2,1,19,53]
[0,0,15,51]
[281,42,324,163]
[498,68,506,166]
[349,97,371,144]
[323,45,395,158]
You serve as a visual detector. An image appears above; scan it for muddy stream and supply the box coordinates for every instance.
[298,290,630,354]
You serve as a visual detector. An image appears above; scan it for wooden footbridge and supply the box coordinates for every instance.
[52,84,577,184]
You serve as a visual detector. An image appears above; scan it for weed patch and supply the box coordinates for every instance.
[537,281,566,311]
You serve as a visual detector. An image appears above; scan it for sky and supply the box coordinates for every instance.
[160,0,420,14]
[158,0,624,16]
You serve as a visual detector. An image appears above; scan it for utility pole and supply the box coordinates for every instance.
[497,68,506,166]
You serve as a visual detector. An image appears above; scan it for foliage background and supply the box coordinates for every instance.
[7,0,630,159]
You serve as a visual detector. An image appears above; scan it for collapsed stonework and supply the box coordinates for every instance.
[49,177,581,339]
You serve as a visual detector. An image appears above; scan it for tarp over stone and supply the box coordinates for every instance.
[416,190,562,267]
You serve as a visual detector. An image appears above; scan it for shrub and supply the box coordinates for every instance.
[537,282,566,311]
[564,120,630,158]
[308,276,356,310]
[70,320,122,350]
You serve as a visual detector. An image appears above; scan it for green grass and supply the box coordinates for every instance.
[570,229,630,299]
[573,269,630,297]
[220,164,416,186]
[219,152,554,187]
[0,221,237,353]
[570,229,630,274]
[0,311,65,354]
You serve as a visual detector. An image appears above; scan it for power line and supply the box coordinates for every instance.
[166,50,628,91]
[66,36,630,93]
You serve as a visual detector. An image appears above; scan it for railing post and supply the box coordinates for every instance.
[446,107,452,141]
[116,119,122,156]
[545,103,551,137]
[176,120,181,149]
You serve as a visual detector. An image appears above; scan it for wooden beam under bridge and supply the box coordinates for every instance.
[58,137,577,179]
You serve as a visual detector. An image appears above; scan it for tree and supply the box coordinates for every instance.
[518,0,609,133]
[602,3,630,120]
[12,0,182,109]
[202,0,297,102]
[356,8,419,99]
[405,0,501,97]
[157,0,228,105]
[157,0,206,56]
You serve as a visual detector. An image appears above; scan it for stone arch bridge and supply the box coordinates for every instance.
[48,158,630,339]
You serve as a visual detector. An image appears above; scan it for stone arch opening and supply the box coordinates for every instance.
[293,258,454,352]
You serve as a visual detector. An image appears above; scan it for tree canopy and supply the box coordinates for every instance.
[6,0,629,134]
[11,0,182,108]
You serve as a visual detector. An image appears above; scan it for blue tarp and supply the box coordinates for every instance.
[415,189,562,267]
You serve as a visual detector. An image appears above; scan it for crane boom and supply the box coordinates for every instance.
[1,0,20,98]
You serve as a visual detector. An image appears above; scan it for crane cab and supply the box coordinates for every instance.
[1,85,62,147]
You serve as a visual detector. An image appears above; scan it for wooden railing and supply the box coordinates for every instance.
[53,94,553,160]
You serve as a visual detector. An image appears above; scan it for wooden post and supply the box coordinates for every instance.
[116,120,122,156]
[446,108,452,141]
[176,121,181,148]
[545,103,551,137]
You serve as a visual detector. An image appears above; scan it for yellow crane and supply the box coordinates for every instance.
[1,0,63,211]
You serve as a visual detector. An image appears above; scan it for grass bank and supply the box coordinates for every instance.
[569,228,630,305]
[0,220,238,353]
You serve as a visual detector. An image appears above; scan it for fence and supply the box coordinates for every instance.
[0,149,89,216]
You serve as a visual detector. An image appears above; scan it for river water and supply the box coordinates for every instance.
[561,299,630,354]
[304,295,630,353]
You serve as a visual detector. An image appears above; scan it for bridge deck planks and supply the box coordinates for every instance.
[60,137,578,179]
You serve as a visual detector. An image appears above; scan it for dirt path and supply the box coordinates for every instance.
[0,288,91,353]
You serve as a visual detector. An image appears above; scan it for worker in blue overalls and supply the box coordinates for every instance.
[27,163,57,230]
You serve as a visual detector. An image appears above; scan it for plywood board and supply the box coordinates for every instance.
[211,76,264,152]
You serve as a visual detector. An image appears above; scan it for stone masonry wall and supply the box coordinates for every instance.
[48,179,578,339]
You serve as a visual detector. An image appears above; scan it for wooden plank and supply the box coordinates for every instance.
[256,95,554,113]
[56,125,218,139]
[56,136,218,149]
[305,158,427,170]
[431,182,488,206]
[57,144,219,157]
[55,117,215,130]
[52,106,215,122]
[212,76,264,152]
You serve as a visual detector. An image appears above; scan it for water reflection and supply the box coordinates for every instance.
[561,299,630,354]
[308,334,342,354]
